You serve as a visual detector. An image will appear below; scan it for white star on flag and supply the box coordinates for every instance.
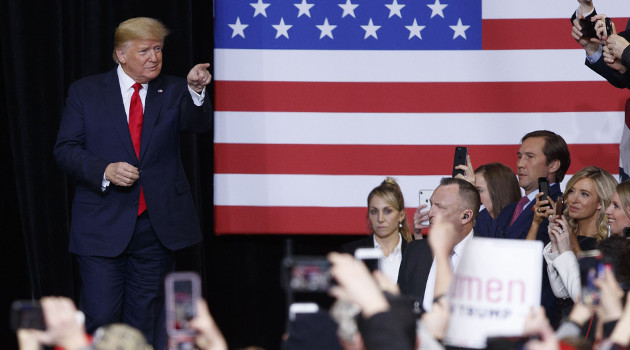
[427,0,447,18]
[361,18,381,39]
[385,0,405,19]
[339,0,359,18]
[294,0,315,18]
[228,17,248,38]
[450,18,470,39]
[272,17,293,39]
[250,0,271,17]
[316,18,337,39]
[405,19,425,39]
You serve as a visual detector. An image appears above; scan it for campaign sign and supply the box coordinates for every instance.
[444,237,543,349]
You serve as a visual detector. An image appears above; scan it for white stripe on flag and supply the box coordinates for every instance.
[214,49,606,83]
[482,0,630,19]
[215,111,623,145]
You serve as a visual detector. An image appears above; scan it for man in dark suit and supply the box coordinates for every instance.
[54,17,212,348]
[473,130,570,244]
[397,178,480,313]
[571,1,630,89]
[470,130,570,327]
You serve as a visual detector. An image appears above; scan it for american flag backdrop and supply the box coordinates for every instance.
[213,0,630,235]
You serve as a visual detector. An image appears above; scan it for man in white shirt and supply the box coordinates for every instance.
[397,178,480,312]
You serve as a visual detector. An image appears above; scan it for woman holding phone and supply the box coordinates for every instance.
[537,167,617,317]
[341,177,412,284]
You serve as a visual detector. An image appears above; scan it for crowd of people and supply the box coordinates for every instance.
[328,128,630,349]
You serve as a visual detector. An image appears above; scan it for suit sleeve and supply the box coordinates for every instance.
[473,208,504,238]
[54,82,110,192]
[474,207,524,239]
[570,10,630,89]
[586,56,630,89]
[178,84,213,133]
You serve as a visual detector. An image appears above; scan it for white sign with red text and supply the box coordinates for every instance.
[444,237,543,349]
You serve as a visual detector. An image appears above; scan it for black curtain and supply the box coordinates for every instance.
[1,1,360,349]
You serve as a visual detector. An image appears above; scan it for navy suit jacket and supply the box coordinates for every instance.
[396,239,433,304]
[473,184,562,245]
[54,69,212,257]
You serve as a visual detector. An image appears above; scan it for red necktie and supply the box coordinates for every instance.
[509,196,529,226]
[129,83,146,215]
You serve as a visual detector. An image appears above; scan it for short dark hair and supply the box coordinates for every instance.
[439,177,481,222]
[521,130,571,183]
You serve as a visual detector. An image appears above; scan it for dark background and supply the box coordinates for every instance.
[1,1,360,348]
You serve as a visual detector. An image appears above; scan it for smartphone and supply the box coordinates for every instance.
[538,177,550,206]
[452,146,468,178]
[624,227,630,238]
[10,300,45,331]
[556,197,564,217]
[288,302,319,321]
[354,247,383,272]
[165,272,201,337]
[419,189,433,226]
[578,250,606,306]
[579,17,613,38]
[284,256,332,292]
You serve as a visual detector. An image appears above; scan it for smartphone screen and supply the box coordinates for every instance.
[10,300,45,331]
[578,250,604,306]
[288,257,332,292]
[452,146,468,178]
[165,272,201,336]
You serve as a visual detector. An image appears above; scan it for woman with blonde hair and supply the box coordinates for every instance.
[341,177,412,283]
[535,166,617,311]
[605,181,630,236]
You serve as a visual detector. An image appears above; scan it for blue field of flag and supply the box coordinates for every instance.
[215,0,482,50]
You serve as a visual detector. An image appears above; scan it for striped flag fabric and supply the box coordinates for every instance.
[213,0,630,235]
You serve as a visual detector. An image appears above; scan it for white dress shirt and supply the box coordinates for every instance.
[423,229,474,312]
[101,66,206,189]
[373,233,403,283]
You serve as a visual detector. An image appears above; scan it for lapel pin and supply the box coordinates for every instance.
[158,89,163,93]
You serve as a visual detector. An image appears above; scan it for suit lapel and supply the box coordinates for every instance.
[102,69,137,161]
[140,76,164,161]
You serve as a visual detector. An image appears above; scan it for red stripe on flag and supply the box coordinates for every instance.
[215,81,628,113]
[215,144,619,175]
[214,206,418,235]
[482,18,629,50]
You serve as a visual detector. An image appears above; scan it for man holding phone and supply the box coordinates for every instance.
[456,130,570,325]
[471,130,570,243]
[571,0,630,88]
[398,178,480,312]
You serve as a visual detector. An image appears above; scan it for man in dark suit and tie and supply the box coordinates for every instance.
[472,130,570,244]
[397,178,480,313]
[54,17,212,348]
[440,130,570,326]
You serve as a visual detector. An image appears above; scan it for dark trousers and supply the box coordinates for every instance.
[77,212,174,349]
